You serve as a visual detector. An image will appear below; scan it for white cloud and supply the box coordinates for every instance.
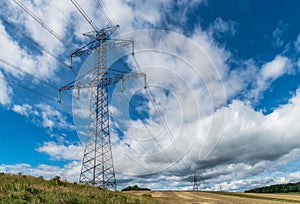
[0,71,13,105]
[185,89,300,189]
[0,21,33,78]
[105,0,170,31]
[0,162,81,182]
[3,1,72,53]
[12,104,32,117]
[68,27,230,179]
[224,59,259,100]
[36,141,83,161]
[103,0,206,32]
[0,18,58,80]
[272,21,288,47]
[1,0,300,192]
[261,55,288,80]
[72,17,297,188]
[72,88,90,119]
[211,89,300,164]
[12,103,74,131]
[110,87,300,190]
[249,55,290,100]
[209,17,236,37]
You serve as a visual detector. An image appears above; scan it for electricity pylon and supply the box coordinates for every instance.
[192,172,202,191]
[59,25,146,190]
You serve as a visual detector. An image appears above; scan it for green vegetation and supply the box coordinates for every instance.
[121,185,150,191]
[245,182,300,193]
[0,173,160,204]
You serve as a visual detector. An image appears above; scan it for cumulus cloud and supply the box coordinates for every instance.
[105,0,206,31]
[12,103,74,131]
[0,21,34,78]
[12,104,34,117]
[250,55,290,100]
[112,87,300,190]
[68,8,300,190]
[185,89,300,190]
[0,162,81,182]
[261,55,289,80]
[203,93,300,166]
[36,141,83,161]
[0,17,58,80]
[68,28,229,176]
[1,0,300,192]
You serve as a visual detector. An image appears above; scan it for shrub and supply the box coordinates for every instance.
[50,176,61,186]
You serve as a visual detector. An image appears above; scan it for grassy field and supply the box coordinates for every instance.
[2,173,300,204]
[0,173,160,204]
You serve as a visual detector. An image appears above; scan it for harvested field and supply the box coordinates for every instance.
[124,191,300,204]
[245,193,300,202]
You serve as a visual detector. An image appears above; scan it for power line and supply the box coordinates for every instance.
[132,55,191,172]
[70,0,99,32]
[12,0,192,182]
[71,65,181,175]
[119,88,164,151]
[110,51,166,151]
[68,54,177,174]
[119,88,186,175]
[58,25,143,190]
[11,0,79,76]
[0,57,82,106]
[0,17,72,72]
[0,59,78,116]
[93,0,115,26]
[12,0,74,52]
[0,58,58,90]
[12,0,108,76]
[109,51,188,175]
[109,52,162,142]
[0,71,57,103]
[1,73,73,115]
[71,0,183,171]
[113,51,187,168]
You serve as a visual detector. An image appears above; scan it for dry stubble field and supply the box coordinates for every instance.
[124,191,300,204]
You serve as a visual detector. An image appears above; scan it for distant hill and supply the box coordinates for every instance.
[245,182,300,193]
[0,173,159,203]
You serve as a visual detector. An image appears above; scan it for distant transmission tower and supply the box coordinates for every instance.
[192,172,202,191]
[59,25,146,190]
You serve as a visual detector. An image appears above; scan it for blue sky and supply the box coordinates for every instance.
[1,0,300,191]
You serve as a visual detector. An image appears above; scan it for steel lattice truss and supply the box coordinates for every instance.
[59,25,146,190]
[193,173,202,191]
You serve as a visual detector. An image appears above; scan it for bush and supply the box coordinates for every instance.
[50,176,61,186]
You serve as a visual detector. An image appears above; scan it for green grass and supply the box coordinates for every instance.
[210,191,300,203]
[0,173,161,204]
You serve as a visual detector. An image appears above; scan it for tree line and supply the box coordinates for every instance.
[245,182,300,193]
[121,185,150,191]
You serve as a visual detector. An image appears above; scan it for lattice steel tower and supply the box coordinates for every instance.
[192,172,202,191]
[59,25,146,190]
